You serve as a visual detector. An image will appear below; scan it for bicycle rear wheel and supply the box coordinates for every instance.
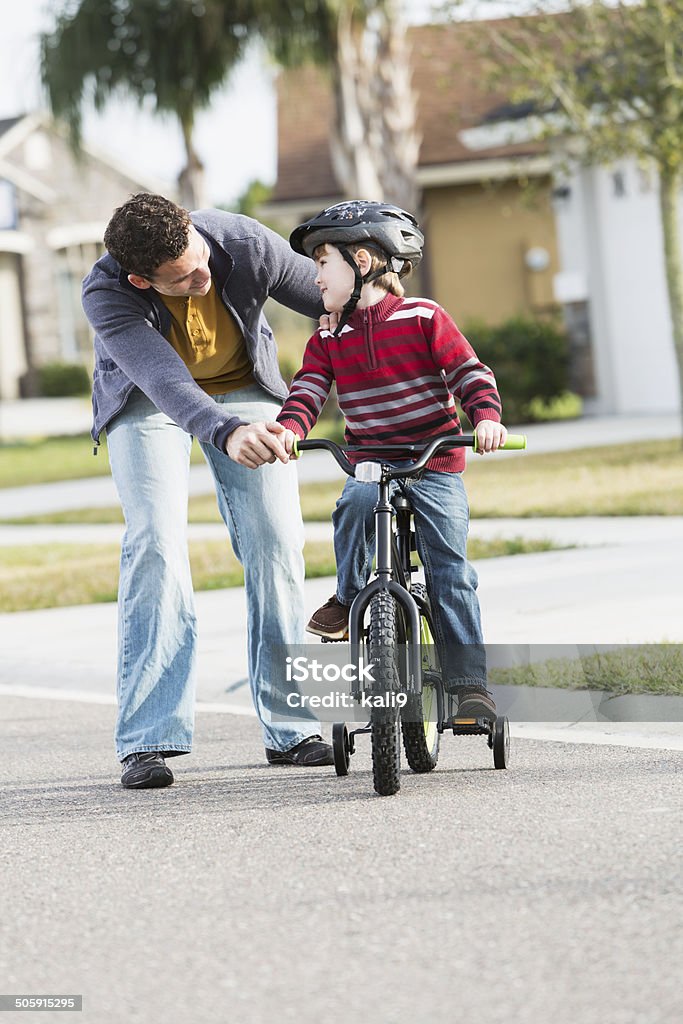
[401,584,441,772]
[368,590,401,796]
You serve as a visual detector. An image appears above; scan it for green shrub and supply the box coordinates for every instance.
[526,391,583,421]
[37,362,91,398]
[464,315,571,424]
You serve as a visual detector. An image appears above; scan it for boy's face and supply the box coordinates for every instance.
[314,244,356,313]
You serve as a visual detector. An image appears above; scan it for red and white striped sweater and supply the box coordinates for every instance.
[277,293,502,473]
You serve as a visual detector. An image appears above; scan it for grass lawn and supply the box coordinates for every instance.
[465,439,683,517]
[0,434,207,489]
[0,535,562,614]
[490,644,683,697]
[0,540,334,613]
[3,438,683,520]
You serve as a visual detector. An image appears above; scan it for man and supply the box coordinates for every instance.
[82,192,334,788]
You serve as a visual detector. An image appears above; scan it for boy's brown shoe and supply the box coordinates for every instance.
[453,686,497,722]
[306,595,350,639]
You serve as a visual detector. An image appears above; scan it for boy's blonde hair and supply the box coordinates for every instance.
[313,242,408,297]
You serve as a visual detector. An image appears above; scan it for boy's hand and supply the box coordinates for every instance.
[475,420,508,454]
[226,422,291,468]
[266,422,297,455]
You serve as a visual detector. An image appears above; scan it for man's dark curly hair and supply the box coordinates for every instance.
[104,193,192,278]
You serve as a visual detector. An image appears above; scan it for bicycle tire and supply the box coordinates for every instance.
[368,590,401,796]
[401,584,441,772]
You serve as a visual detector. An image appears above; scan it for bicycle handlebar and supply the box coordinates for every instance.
[473,433,527,453]
[292,432,527,478]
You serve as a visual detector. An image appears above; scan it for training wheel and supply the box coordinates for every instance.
[332,722,351,776]
[492,716,510,769]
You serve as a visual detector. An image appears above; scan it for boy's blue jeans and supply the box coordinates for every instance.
[106,385,320,761]
[332,468,487,690]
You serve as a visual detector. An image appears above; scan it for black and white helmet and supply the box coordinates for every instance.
[290,200,424,277]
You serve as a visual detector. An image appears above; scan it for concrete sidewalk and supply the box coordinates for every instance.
[1,410,680,518]
[1,513,682,549]
[0,396,680,446]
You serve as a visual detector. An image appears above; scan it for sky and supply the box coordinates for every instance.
[0,1,524,206]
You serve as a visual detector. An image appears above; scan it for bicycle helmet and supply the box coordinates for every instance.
[290,200,424,335]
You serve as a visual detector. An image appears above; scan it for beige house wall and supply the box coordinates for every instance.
[422,178,560,326]
[0,116,173,400]
[0,252,27,399]
[3,128,153,368]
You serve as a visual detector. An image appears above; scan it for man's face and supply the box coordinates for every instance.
[128,226,213,297]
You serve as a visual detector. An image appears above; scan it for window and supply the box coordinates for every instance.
[55,240,104,361]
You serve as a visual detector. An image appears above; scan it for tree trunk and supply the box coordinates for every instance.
[177,114,207,211]
[330,4,383,200]
[370,3,420,212]
[658,166,683,436]
[329,0,420,211]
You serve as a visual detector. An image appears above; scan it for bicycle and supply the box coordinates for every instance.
[293,432,527,796]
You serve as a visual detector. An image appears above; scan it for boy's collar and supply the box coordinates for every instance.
[348,293,402,327]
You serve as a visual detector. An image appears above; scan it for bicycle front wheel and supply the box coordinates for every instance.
[368,590,402,796]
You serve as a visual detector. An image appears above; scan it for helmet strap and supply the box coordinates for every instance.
[332,248,390,337]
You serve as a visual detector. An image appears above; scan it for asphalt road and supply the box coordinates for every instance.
[1,695,681,1024]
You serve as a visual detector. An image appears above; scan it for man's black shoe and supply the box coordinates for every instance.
[121,751,174,789]
[265,735,334,767]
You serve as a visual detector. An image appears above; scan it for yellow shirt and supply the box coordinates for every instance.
[159,282,254,395]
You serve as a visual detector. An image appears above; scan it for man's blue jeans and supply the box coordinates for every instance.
[332,468,487,689]
[106,384,320,760]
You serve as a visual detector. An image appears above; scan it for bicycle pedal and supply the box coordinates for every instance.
[320,633,349,643]
[448,716,491,735]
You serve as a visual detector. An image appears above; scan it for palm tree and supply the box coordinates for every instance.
[41,0,420,212]
[40,0,255,208]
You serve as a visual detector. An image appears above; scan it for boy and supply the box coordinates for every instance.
[276,200,507,721]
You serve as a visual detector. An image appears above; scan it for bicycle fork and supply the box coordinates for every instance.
[347,476,422,698]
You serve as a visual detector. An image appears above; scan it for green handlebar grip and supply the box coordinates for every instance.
[501,434,527,450]
[473,433,527,452]
[291,436,300,459]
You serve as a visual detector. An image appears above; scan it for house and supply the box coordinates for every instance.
[266,24,561,337]
[266,19,683,416]
[0,112,172,400]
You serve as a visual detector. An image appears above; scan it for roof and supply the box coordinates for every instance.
[271,19,547,204]
[0,111,173,199]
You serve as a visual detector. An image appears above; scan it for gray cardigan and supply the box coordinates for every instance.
[82,209,322,452]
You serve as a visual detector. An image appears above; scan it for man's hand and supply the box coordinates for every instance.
[226,422,291,468]
[475,420,508,455]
